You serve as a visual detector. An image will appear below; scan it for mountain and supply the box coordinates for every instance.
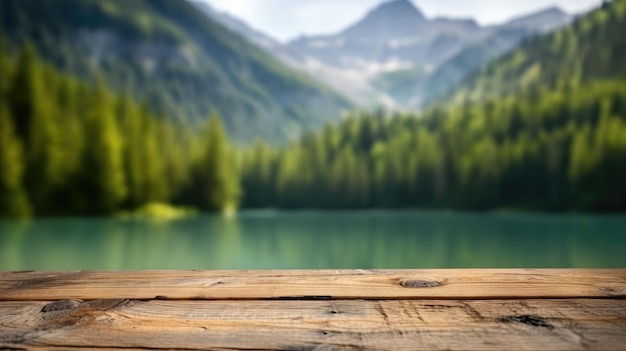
[341,0,429,42]
[446,0,626,104]
[288,0,571,109]
[0,0,352,142]
[290,0,570,71]
[412,7,574,107]
[414,26,536,107]
[192,1,379,104]
[289,0,483,72]
[504,6,571,32]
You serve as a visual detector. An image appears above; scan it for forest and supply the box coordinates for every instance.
[1,0,626,217]
[242,82,626,211]
[0,38,240,217]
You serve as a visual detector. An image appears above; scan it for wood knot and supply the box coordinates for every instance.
[400,279,443,288]
[41,300,82,313]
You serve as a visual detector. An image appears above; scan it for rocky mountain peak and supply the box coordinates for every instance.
[505,6,571,32]
[372,0,425,19]
[342,0,427,40]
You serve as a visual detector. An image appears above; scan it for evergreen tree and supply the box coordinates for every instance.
[119,97,167,208]
[8,44,63,213]
[0,33,10,101]
[197,112,240,212]
[0,105,31,217]
[80,77,127,215]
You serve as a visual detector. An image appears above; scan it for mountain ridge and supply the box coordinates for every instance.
[192,0,574,110]
[192,0,378,104]
[288,0,571,69]
[285,0,571,108]
[341,0,427,41]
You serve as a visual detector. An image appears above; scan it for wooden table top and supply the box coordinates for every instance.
[1,269,625,350]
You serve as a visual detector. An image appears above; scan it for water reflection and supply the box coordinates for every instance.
[0,211,625,270]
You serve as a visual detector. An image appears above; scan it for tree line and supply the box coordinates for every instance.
[2,38,626,218]
[241,80,626,212]
[0,39,240,218]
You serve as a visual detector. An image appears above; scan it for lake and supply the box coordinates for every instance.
[0,211,624,270]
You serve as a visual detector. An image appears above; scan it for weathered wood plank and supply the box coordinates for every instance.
[1,269,625,300]
[1,299,625,350]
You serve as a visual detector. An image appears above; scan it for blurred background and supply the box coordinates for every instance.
[0,0,625,270]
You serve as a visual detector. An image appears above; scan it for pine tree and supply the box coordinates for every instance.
[0,33,10,101]
[46,76,86,214]
[80,77,127,214]
[198,112,240,212]
[139,106,168,204]
[8,44,39,141]
[119,95,146,208]
[8,44,63,213]
[0,105,31,217]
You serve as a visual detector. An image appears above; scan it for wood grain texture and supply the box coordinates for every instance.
[2,270,625,350]
[1,269,625,300]
[1,299,625,350]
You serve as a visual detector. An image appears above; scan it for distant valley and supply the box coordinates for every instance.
[196,0,571,109]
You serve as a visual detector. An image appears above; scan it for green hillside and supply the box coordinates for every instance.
[0,0,351,142]
[447,0,626,104]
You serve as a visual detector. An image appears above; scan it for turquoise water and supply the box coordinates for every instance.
[0,211,624,270]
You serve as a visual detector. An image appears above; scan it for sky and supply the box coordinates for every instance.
[201,0,603,42]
